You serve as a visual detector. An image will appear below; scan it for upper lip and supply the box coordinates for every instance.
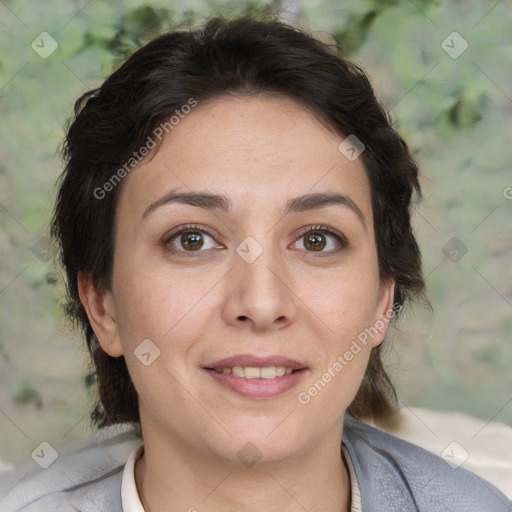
[205,354,307,370]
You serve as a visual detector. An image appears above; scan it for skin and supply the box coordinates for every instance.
[79,94,395,512]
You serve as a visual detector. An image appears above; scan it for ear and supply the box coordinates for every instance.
[371,279,396,348]
[78,273,123,357]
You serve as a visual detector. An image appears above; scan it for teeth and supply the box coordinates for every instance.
[214,366,297,379]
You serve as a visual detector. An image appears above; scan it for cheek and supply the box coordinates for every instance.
[305,265,381,342]
[110,271,212,396]
[296,279,378,416]
[111,261,221,350]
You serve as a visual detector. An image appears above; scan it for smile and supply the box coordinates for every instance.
[205,367,308,398]
[212,366,295,379]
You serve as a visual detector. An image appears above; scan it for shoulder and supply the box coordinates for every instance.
[0,424,142,512]
[343,413,512,512]
[1,471,124,512]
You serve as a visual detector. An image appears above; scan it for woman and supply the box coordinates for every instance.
[1,15,510,512]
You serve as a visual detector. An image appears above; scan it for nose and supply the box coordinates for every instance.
[220,247,297,333]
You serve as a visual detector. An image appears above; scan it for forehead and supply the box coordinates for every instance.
[117,94,372,222]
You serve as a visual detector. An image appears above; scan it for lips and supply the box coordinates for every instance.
[203,353,309,398]
[204,354,307,371]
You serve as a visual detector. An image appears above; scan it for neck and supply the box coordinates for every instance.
[134,421,351,512]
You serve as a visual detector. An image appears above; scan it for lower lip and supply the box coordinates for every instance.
[204,369,308,398]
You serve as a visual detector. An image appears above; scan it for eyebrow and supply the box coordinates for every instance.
[142,189,366,228]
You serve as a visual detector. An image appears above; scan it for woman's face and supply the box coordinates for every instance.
[82,94,394,464]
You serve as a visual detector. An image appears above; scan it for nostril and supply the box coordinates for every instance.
[238,315,248,321]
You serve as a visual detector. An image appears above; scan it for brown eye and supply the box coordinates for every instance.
[292,226,347,254]
[304,232,326,251]
[181,231,204,250]
[165,227,219,253]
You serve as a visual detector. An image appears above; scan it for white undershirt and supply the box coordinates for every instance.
[121,444,145,512]
[121,444,362,512]
[343,444,363,512]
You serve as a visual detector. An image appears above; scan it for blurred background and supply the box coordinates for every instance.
[1,0,511,466]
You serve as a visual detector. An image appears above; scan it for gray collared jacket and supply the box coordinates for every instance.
[1,414,510,511]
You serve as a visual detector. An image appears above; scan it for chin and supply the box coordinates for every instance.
[205,418,310,464]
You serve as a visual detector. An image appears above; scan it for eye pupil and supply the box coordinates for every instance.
[182,232,203,250]
[305,233,326,251]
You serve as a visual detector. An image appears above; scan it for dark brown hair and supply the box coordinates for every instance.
[51,15,425,429]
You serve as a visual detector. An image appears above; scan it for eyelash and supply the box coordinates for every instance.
[162,223,348,257]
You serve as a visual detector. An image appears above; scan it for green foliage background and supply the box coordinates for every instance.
[1,0,511,463]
